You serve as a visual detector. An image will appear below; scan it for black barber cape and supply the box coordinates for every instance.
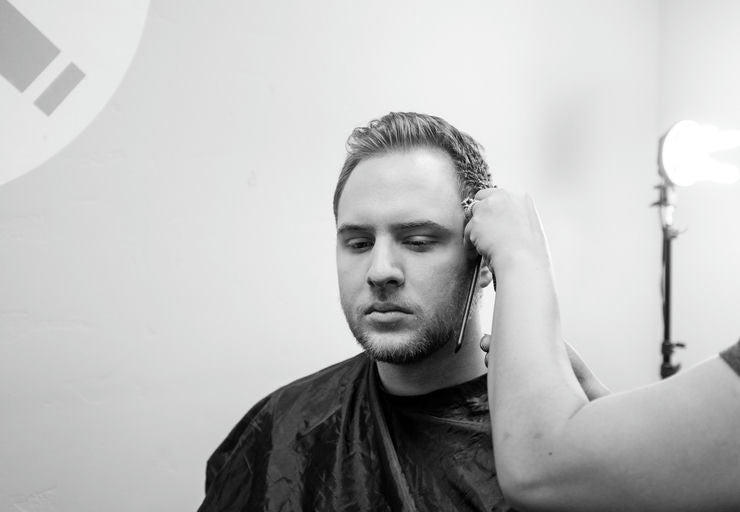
[198,353,515,511]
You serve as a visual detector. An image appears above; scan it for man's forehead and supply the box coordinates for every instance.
[336,148,463,225]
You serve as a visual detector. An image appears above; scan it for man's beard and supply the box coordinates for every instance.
[342,268,474,365]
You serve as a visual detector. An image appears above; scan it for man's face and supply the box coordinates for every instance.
[335,147,474,364]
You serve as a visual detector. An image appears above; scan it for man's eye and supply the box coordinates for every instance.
[404,237,436,250]
[346,239,372,251]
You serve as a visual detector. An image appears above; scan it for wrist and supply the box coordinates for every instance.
[491,246,551,277]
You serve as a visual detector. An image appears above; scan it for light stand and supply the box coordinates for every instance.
[654,120,740,379]
[653,178,685,378]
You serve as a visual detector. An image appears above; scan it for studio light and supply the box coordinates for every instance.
[654,120,740,378]
[659,120,740,186]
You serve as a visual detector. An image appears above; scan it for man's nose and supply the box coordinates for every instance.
[366,241,404,289]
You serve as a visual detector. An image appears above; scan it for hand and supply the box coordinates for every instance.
[479,334,610,401]
[463,188,550,273]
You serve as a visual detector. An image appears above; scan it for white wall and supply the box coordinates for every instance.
[4,1,720,510]
[657,0,740,370]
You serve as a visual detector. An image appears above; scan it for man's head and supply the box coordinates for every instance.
[334,113,493,364]
[333,112,491,219]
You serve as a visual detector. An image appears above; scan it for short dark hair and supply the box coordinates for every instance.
[333,112,492,219]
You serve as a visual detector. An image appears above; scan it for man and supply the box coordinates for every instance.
[198,112,603,511]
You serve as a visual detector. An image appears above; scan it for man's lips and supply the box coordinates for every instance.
[365,305,412,326]
[364,303,413,315]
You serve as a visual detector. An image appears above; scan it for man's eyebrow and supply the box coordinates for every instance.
[337,220,452,236]
[336,224,373,236]
[390,220,450,232]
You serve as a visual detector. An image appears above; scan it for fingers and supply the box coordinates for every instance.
[474,187,535,210]
[466,187,549,267]
[464,187,500,219]
[463,220,475,250]
[565,342,611,400]
[474,187,500,201]
[480,333,490,352]
[480,333,491,368]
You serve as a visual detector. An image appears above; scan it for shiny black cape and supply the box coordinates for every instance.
[720,339,740,376]
[198,353,513,511]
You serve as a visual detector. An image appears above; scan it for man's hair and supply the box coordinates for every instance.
[333,112,492,218]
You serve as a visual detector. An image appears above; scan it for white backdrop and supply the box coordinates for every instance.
[1,1,739,510]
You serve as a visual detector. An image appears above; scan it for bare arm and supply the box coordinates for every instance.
[481,337,611,402]
[466,189,740,512]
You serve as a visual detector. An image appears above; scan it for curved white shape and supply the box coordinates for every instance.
[0,0,151,187]
[660,120,740,186]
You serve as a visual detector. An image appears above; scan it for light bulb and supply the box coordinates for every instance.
[659,120,740,186]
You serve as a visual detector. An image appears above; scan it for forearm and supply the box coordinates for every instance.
[488,253,589,505]
[488,252,740,512]
[470,190,740,511]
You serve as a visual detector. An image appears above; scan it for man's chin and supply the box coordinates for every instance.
[355,331,447,365]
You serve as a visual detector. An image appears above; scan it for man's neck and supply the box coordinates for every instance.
[376,319,487,396]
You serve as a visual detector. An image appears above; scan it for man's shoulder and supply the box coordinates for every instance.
[268,351,372,405]
[204,352,374,489]
[206,353,372,488]
[226,352,373,437]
